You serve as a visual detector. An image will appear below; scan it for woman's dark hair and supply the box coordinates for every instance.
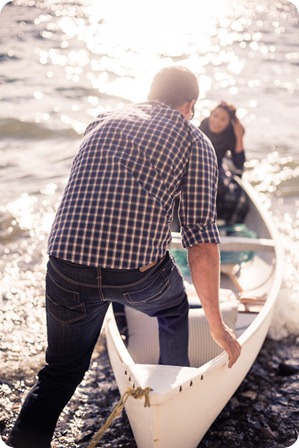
[147,66,199,108]
[215,101,237,121]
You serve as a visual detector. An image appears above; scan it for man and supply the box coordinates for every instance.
[5,66,241,448]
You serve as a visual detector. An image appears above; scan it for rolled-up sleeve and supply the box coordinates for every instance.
[179,128,220,248]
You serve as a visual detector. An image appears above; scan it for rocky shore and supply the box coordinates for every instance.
[0,333,298,448]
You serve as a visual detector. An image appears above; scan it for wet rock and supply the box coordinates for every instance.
[278,360,299,376]
[76,431,93,444]
[240,390,257,400]
[256,426,276,440]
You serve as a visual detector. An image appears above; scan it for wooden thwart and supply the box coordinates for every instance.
[220,236,274,252]
[171,232,274,253]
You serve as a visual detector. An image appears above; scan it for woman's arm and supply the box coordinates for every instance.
[233,117,245,153]
[231,117,246,172]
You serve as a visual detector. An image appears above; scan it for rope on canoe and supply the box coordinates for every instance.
[87,386,152,448]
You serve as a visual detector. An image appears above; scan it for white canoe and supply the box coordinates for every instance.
[105,179,283,448]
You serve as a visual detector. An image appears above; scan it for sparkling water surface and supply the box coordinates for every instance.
[0,0,298,366]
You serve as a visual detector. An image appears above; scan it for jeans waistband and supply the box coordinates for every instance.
[49,253,168,273]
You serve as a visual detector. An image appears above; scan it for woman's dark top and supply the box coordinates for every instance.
[199,117,245,171]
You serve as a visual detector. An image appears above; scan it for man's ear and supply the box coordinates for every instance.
[176,100,196,120]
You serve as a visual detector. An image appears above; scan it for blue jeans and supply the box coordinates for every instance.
[8,252,189,448]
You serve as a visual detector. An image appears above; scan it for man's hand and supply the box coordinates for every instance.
[210,323,242,368]
[188,243,242,368]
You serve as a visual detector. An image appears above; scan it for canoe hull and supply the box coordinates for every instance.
[106,285,276,447]
[105,179,283,448]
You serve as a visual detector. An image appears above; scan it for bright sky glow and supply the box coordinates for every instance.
[77,0,232,101]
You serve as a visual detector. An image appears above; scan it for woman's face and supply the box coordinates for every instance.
[209,107,231,133]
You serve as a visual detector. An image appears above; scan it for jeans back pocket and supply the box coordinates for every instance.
[123,268,169,306]
[46,273,87,325]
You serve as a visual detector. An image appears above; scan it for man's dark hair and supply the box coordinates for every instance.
[147,66,199,108]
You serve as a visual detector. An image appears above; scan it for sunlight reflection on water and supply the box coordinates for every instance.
[0,0,298,346]
[35,0,267,103]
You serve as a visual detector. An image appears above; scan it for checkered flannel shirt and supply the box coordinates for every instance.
[48,101,220,268]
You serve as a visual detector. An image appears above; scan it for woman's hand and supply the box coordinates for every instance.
[232,117,245,153]
[232,117,245,139]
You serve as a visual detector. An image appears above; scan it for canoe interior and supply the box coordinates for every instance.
[122,178,278,359]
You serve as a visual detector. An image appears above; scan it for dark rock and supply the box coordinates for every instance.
[278,360,299,376]
[256,426,276,440]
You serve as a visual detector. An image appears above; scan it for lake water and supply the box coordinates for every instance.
[0,0,298,367]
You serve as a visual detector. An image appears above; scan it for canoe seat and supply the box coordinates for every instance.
[125,298,238,368]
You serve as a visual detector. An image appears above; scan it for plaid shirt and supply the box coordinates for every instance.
[48,101,220,269]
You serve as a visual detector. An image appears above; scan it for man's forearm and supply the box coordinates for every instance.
[188,242,224,331]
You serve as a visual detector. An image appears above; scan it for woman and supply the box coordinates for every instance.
[199,102,249,224]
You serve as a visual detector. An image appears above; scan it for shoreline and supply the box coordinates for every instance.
[1,335,298,447]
